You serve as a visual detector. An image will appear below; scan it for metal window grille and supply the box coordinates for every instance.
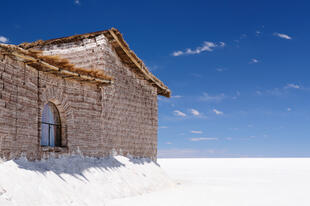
[41,102,62,147]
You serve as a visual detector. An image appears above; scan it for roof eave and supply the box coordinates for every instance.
[0,44,113,84]
[106,28,171,98]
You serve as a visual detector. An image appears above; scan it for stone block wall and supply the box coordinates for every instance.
[0,34,158,160]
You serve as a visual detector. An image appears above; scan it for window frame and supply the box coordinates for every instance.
[40,102,62,147]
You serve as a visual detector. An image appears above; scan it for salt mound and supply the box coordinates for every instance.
[0,155,175,206]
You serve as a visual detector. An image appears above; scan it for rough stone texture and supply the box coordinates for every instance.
[0,34,158,161]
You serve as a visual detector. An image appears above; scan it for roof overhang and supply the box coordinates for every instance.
[105,28,171,97]
[0,44,113,85]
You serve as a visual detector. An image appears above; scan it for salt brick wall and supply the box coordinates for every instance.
[0,34,158,160]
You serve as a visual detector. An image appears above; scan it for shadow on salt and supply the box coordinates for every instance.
[13,155,154,182]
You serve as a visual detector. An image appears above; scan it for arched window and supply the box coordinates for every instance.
[41,102,61,147]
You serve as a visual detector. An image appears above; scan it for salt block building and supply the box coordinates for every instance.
[0,28,170,160]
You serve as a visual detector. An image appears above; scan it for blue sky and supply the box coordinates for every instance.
[1,0,310,157]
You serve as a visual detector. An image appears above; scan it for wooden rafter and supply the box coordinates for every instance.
[108,29,171,97]
[0,47,112,85]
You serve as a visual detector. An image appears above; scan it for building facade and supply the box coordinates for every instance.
[0,28,170,161]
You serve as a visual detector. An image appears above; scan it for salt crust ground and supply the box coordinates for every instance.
[0,155,175,206]
[109,158,310,206]
[1,157,310,206]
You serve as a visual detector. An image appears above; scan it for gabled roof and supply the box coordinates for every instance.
[19,28,171,97]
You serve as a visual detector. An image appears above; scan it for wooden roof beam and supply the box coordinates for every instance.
[108,29,170,97]
[2,51,112,84]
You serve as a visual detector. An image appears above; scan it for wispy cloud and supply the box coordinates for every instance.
[213,109,223,115]
[219,42,226,47]
[285,83,301,89]
[250,58,259,64]
[189,137,218,141]
[74,0,80,5]
[191,130,203,134]
[266,88,283,96]
[158,96,169,102]
[257,83,303,96]
[158,148,246,158]
[216,67,227,72]
[172,41,225,56]
[200,93,226,102]
[240,34,247,39]
[173,110,186,117]
[159,126,168,129]
[191,73,203,78]
[158,95,182,103]
[287,107,292,112]
[171,95,183,98]
[264,87,285,96]
[158,148,227,158]
[232,91,241,100]
[0,36,9,43]
[165,142,172,145]
[273,32,292,40]
[190,109,200,116]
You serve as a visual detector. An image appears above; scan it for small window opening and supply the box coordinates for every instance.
[41,102,61,147]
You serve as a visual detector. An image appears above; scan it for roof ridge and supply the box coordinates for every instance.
[19,29,111,49]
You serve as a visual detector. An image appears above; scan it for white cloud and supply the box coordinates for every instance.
[250,58,259,64]
[219,42,226,47]
[216,68,227,72]
[190,109,200,116]
[273,32,292,40]
[157,148,240,158]
[172,41,225,56]
[165,142,172,145]
[240,34,247,39]
[189,137,218,142]
[267,88,283,96]
[200,92,226,102]
[226,137,233,141]
[74,0,80,5]
[0,36,9,43]
[232,91,241,100]
[213,109,223,115]
[171,95,183,98]
[159,126,168,129]
[173,110,186,117]
[191,130,203,134]
[157,96,168,102]
[285,83,301,89]
[257,84,302,97]
[157,148,214,158]
[172,51,183,56]
[287,108,292,112]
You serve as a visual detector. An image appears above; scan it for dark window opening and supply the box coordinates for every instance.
[41,102,61,147]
